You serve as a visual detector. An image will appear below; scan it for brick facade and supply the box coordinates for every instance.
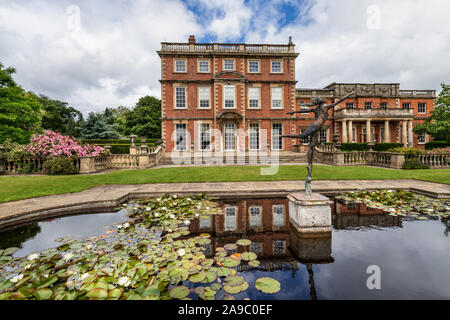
[158,36,436,152]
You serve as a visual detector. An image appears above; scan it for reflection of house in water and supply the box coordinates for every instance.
[190,198,292,263]
[332,200,403,229]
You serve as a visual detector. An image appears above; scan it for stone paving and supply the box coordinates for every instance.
[0,179,448,229]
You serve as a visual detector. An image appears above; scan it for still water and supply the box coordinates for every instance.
[1,197,449,300]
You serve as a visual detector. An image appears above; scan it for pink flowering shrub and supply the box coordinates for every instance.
[426,147,450,154]
[24,130,104,158]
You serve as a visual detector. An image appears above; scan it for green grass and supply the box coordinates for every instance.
[0,165,449,203]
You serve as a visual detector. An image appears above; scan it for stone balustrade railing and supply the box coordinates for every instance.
[0,144,166,175]
[0,158,46,174]
[315,148,449,169]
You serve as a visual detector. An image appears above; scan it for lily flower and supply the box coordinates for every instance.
[117,276,131,287]
[10,274,24,283]
[27,253,39,261]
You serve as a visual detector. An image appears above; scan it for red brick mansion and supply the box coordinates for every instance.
[158,36,436,153]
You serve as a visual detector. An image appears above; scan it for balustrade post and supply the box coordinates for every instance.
[79,156,96,174]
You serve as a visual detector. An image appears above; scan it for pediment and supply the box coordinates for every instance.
[213,71,247,82]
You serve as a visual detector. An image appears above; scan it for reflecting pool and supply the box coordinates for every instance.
[1,196,449,300]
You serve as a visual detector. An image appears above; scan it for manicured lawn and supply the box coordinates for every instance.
[0,165,449,203]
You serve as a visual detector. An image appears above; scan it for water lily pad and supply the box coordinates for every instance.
[201,271,217,283]
[108,288,123,299]
[221,258,240,268]
[169,286,190,299]
[188,271,206,283]
[248,260,260,267]
[255,277,281,294]
[33,288,53,300]
[224,281,248,294]
[225,275,244,286]
[236,239,251,246]
[224,244,237,251]
[2,247,19,256]
[198,238,211,245]
[241,252,257,261]
[223,294,236,300]
[86,287,109,299]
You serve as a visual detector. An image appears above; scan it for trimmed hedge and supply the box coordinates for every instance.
[80,139,160,146]
[402,158,430,170]
[373,143,403,151]
[425,141,449,150]
[340,143,369,151]
[339,143,404,152]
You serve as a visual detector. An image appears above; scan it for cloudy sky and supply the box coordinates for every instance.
[0,0,449,115]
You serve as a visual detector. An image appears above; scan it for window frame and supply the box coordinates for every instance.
[175,123,187,151]
[174,85,187,109]
[380,102,388,109]
[249,205,263,228]
[197,59,210,73]
[270,59,283,73]
[223,58,235,71]
[248,59,260,73]
[365,101,372,109]
[271,86,283,109]
[174,59,187,73]
[418,131,427,144]
[198,86,211,109]
[272,123,283,150]
[223,85,236,109]
[248,86,261,109]
[224,206,237,231]
[418,102,427,114]
[346,102,354,109]
[272,204,285,228]
[249,123,260,150]
[402,102,411,109]
[199,122,211,151]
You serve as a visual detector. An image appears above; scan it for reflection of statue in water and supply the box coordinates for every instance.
[282,91,355,196]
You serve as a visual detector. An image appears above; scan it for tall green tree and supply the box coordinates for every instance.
[0,63,43,144]
[123,96,161,138]
[414,82,450,142]
[79,112,120,139]
[39,95,83,137]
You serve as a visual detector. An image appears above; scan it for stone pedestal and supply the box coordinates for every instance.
[287,193,332,235]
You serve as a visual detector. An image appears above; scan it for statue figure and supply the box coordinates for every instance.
[282,91,355,196]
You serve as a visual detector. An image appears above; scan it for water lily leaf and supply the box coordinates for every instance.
[223,294,236,300]
[108,288,123,299]
[127,294,142,300]
[37,276,58,289]
[86,287,108,299]
[33,288,53,300]
[222,258,240,268]
[230,253,241,261]
[198,238,211,245]
[201,271,217,283]
[255,277,281,294]
[3,247,19,256]
[0,292,13,300]
[241,252,257,261]
[248,260,260,267]
[210,283,221,291]
[236,239,251,246]
[169,286,190,299]
[224,244,237,251]
[224,281,248,294]
[188,272,206,283]
[225,275,244,286]
[217,267,235,277]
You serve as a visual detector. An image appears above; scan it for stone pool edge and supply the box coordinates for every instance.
[0,179,448,230]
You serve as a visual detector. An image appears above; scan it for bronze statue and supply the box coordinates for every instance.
[282,91,355,196]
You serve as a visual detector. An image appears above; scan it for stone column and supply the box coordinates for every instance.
[342,120,348,143]
[384,120,390,143]
[366,119,372,143]
[408,120,413,147]
[402,120,408,147]
[348,120,353,143]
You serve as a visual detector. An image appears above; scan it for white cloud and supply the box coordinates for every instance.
[0,0,202,114]
[245,0,450,91]
[0,0,447,116]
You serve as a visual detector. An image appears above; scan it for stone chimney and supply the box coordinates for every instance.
[188,35,196,44]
